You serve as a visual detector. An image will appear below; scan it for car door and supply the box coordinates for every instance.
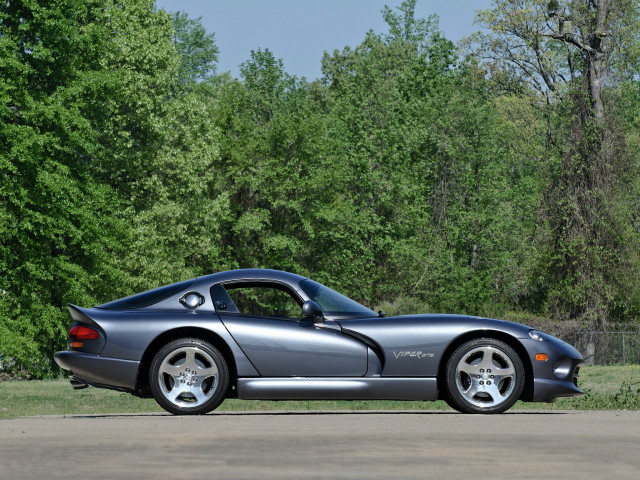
[211,282,368,377]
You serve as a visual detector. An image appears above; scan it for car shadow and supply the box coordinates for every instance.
[56,409,571,419]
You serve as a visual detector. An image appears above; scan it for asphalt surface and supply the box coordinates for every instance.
[1,410,638,479]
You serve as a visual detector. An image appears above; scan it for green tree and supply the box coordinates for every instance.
[314,1,539,315]
[211,49,329,278]
[0,0,136,375]
[472,0,640,325]
[0,0,210,375]
[119,87,230,292]
[170,11,219,86]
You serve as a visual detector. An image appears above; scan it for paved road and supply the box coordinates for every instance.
[1,410,638,479]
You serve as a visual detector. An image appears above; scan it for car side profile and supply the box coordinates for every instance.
[55,269,584,414]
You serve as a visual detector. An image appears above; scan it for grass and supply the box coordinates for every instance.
[1,364,639,419]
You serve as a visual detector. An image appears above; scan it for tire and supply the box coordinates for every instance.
[444,338,524,414]
[150,338,229,415]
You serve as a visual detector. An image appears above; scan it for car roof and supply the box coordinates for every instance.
[195,268,308,286]
[96,269,309,310]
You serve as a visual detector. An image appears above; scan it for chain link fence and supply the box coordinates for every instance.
[561,331,640,364]
[528,322,640,365]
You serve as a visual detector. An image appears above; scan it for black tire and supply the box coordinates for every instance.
[149,338,229,415]
[444,338,524,414]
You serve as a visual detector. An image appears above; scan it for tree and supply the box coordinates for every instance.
[170,11,219,86]
[471,0,639,120]
[211,49,329,279]
[317,1,540,314]
[471,0,640,325]
[0,0,205,375]
[0,0,135,375]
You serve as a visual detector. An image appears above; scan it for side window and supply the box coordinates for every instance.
[217,283,302,318]
[210,284,239,313]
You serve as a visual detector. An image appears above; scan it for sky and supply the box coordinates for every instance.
[154,0,493,80]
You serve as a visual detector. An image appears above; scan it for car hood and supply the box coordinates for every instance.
[336,313,533,339]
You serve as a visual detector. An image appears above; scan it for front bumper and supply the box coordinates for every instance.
[532,377,584,402]
[54,351,139,391]
[521,336,584,402]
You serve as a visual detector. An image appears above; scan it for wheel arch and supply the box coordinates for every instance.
[135,327,238,398]
[436,330,534,402]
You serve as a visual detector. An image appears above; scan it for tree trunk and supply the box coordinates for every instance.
[586,0,608,120]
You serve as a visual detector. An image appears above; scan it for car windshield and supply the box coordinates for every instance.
[299,279,376,317]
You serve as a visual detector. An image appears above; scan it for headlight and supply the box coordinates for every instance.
[528,330,545,341]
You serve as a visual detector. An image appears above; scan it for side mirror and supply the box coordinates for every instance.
[302,300,324,322]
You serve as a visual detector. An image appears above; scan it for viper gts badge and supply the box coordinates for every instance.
[393,351,434,359]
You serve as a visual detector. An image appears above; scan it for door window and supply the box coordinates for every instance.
[213,283,302,318]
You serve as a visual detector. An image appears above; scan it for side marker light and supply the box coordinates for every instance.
[535,353,548,361]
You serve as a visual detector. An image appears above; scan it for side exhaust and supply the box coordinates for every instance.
[70,377,89,390]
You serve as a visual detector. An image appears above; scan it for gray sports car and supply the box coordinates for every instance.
[55,269,584,415]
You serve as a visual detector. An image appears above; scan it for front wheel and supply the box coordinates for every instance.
[150,338,229,415]
[444,338,524,414]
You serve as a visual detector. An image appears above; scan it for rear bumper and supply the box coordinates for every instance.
[54,351,139,391]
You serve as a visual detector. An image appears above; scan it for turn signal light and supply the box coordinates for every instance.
[69,325,100,340]
[535,353,549,361]
[71,341,84,348]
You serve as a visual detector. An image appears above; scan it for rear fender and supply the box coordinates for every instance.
[68,304,101,327]
[135,325,259,397]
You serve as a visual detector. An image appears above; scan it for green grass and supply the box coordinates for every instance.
[1,365,638,419]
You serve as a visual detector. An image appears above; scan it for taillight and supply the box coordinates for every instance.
[69,325,100,340]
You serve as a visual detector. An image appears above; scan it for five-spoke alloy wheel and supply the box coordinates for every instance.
[445,338,524,414]
[150,338,229,415]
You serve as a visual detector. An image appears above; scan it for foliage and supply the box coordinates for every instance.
[170,10,219,86]
[0,0,219,375]
[567,381,640,410]
[0,0,146,375]
[471,0,640,326]
[1,0,640,377]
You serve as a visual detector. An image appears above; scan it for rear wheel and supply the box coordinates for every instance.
[150,338,229,415]
[445,338,524,414]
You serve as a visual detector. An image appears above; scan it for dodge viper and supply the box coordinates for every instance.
[54,269,584,414]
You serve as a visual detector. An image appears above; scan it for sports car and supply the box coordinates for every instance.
[54,269,584,414]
